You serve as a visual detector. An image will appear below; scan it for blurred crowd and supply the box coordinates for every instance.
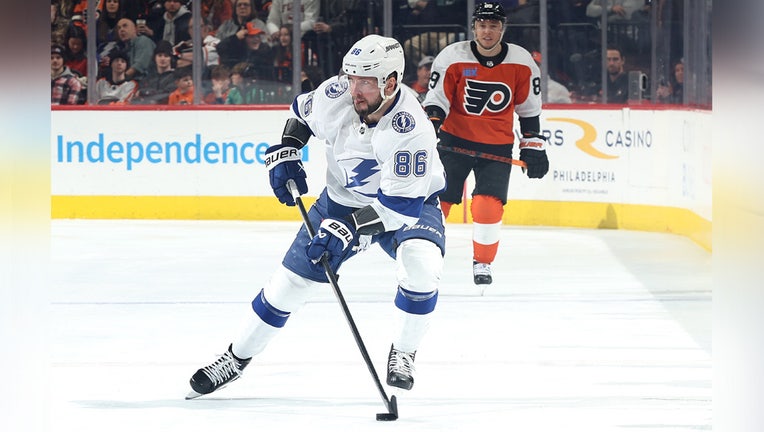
[51,0,708,106]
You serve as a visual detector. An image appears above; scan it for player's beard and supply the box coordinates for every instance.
[353,94,383,118]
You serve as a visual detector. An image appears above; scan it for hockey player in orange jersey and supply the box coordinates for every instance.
[423,1,549,286]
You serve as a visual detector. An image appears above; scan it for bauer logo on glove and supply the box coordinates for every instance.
[306,218,357,262]
[264,146,301,168]
[518,132,549,179]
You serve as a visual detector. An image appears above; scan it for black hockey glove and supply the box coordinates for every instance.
[425,105,446,138]
[518,133,549,179]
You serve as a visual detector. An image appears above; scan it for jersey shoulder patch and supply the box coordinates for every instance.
[324,79,349,98]
[391,111,416,133]
[301,91,315,117]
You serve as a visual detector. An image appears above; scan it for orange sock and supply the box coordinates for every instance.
[470,194,504,264]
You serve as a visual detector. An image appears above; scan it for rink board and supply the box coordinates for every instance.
[50,106,711,249]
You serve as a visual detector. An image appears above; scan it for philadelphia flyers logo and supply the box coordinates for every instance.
[463,79,512,115]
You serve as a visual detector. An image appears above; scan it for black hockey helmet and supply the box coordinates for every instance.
[472,2,507,25]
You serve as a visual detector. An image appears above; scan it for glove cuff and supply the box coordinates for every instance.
[518,137,546,151]
[264,145,301,171]
[318,219,355,250]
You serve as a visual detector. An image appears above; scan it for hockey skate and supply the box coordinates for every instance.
[473,261,492,285]
[186,344,251,399]
[386,344,416,390]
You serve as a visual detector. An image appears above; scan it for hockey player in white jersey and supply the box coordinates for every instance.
[423,1,548,286]
[187,34,447,399]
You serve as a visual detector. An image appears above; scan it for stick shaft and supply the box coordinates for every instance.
[287,181,395,415]
[437,144,527,168]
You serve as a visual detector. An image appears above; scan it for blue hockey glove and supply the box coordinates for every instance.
[306,218,356,263]
[264,144,307,206]
[518,133,549,179]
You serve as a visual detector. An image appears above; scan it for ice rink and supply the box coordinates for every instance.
[50,219,711,431]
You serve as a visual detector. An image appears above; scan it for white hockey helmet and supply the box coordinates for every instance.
[342,35,405,94]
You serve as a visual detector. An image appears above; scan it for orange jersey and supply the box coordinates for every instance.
[169,88,195,105]
[423,41,542,146]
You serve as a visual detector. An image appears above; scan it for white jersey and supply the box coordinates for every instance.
[288,76,446,231]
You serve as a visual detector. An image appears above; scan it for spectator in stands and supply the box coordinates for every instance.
[55,0,77,19]
[272,25,297,83]
[112,17,157,80]
[69,0,92,32]
[175,16,221,68]
[216,0,267,42]
[94,50,139,104]
[203,64,233,103]
[225,61,260,104]
[586,0,650,21]
[132,40,177,104]
[272,22,324,91]
[407,55,433,103]
[94,0,126,73]
[52,0,71,46]
[531,50,572,103]
[96,0,125,47]
[217,22,274,79]
[656,58,683,104]
[601,45,628,103]
[144,0,193,45]
[64,24,88,78]
[265,0,319,43]
[51,44,85,105]
[200,0,234,32]
[168,65,195,104]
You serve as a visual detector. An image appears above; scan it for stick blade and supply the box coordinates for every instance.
[376,413,398,421]
[375,395,399,421]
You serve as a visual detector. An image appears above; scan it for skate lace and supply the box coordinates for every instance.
[202,351,242,385]
[473,262,491,276]
[388,349,415,376]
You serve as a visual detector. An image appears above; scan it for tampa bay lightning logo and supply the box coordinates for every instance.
[325,79,349,99]
[302,91,314,116]
[392,111,416,133]
[342,158,380,197]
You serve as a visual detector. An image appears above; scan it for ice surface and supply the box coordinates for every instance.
[50,220,711,431]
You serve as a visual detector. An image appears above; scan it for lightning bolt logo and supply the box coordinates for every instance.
[344,159,380,189]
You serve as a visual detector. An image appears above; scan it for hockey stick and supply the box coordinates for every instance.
[286,180,399,422]
[437,144,527,168]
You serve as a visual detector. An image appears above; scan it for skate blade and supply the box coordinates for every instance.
[185,390,204,400]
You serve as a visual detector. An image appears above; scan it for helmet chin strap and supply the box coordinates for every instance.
[369,83,400,118]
